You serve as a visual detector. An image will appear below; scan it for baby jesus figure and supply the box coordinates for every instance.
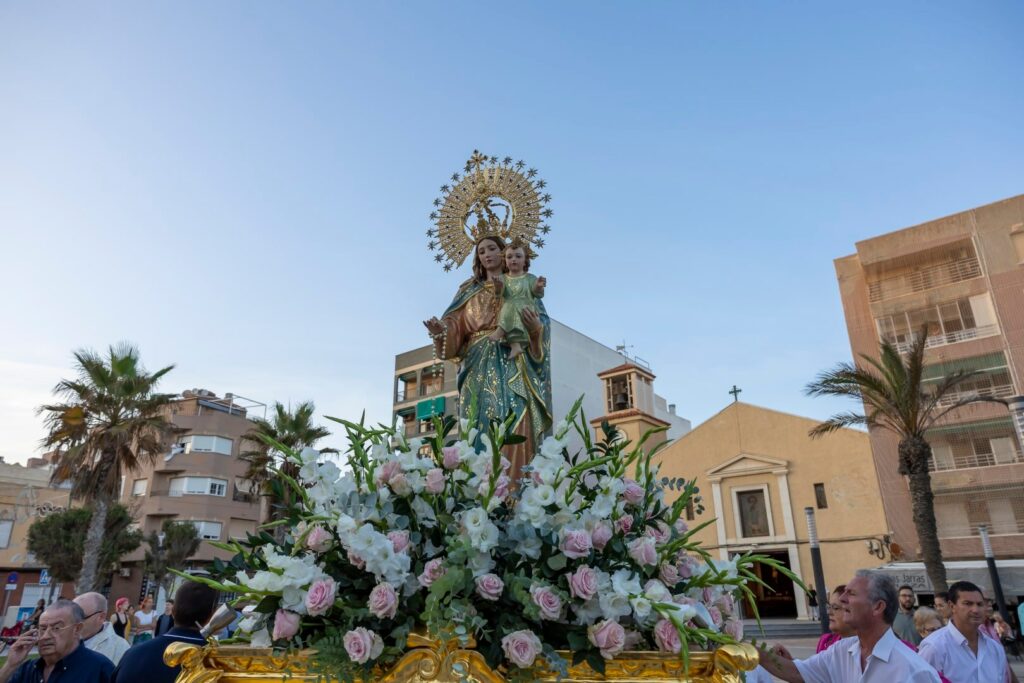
[488,240,546,359]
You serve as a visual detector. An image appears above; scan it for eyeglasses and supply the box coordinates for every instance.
[36,623,75,635]
[81,610,104,620]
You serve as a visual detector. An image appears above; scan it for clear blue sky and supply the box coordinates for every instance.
[2,2,1022,461]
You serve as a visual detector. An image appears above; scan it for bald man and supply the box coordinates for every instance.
[75,592,130,665]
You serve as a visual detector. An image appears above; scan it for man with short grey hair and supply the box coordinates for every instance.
[75,592,130,665]
[758,570,940,682]
[0,598,114,682]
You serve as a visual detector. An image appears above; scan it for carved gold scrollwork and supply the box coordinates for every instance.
[167,638,759,682]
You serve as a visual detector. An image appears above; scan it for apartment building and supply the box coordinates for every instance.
[108,389,264,604]
[835,195,1024,566]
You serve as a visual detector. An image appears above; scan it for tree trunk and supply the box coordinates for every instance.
[76,496,109,593]
[899,437,948,593]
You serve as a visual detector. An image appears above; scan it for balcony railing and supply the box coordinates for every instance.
[929,448,1024,472]
[892,324,999,354]
[868,256,982,302]
[932,384,1015,408]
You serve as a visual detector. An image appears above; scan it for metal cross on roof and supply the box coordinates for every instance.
[729,385,742,402]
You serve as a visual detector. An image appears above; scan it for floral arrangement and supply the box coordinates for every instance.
[190,399,794,681]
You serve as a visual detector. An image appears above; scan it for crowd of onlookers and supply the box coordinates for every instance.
[0,580,224,683]
[755,571,1022,682]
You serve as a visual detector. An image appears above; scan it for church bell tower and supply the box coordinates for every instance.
[591,362,669,447]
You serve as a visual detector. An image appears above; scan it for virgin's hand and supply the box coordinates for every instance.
[423,317,445,337]
[520,308,542,334]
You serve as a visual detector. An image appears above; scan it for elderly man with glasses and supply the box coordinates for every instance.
[74,592,130,665]
[0,598,114,682]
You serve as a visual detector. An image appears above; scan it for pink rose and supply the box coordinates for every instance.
[418,558,446,588]
[659,562,680,587]
[530,584,563,620]
[674,518,689,534]
[622,479,644,505]
[591,522,613,551]
[716,593,736,617]
[272,609,300,641]
[676,555,694,579]
[343,627,384,664]
[653,619,681,654]
[723,618,743,640]
[615,515,633,535]
[305,525,333,553]
[707,605,723,627]
[375,460,401,487]
[560,529,593,559]
[501,630,543,668]
[348,551,366,570]
[568,565,599,601]
[387,530,410,554]
[442,445,461,470]
[627,537,658,567]
[425,468,445,494]
[475,573,504,601]
[389,472,411,496]
[368,582,398,619]
[587,619,626,660]
[644,521,671,545]
[304,578,337,616]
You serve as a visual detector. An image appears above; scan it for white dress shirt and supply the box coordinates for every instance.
[918,621,1009,683]
[83,621,131,665]
[795,628,941,683]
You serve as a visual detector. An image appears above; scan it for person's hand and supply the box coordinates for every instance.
[520,308,542,334]
[5,629,38,670]
[770,643,794,660]
[534,276,546,296]
[423,317,446,337]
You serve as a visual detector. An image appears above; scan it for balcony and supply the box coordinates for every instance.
[893,324,999,354]
[929,448,1024,472]
[867,256,982,302]
[932,384,1015,408]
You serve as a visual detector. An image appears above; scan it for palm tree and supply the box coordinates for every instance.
[806,329,1009,593]
[240,401,332,525]
[39,343,178,592]
[143,520,202,599]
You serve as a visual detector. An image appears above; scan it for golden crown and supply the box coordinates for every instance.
[426,150,552,271]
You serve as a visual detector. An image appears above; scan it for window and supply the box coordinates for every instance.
[813,483,828,509]
[190,521,222,540]
[0,520,12,549]
[169,477,228,497]
[1012,229,1024,263]
[736,489,771,538]
[131,479,147,497]
[184,435,233,455]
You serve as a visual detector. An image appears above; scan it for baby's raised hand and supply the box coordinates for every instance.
[534,276,547,295]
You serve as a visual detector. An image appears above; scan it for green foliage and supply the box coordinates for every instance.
[144,520,202,595]
[26,504,142,584]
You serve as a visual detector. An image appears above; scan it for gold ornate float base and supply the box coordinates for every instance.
[165,634,759,683]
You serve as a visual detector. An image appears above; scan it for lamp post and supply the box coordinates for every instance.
[978,525,1013,626]
[804,507,829,633]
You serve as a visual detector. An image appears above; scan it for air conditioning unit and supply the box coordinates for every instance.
[119,568,131,578]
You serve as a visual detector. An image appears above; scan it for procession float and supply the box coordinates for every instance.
[167,152,790,682]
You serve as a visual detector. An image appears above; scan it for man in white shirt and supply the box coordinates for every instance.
[74,592,131,666]
[918,580,1010,683]
[757,570,940,682]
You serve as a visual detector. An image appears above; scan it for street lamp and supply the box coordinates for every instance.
[978,525,1013,627]
[804,507,829,633]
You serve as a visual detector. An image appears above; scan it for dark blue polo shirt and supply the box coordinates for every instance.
[8,640,114,682]
[111,627,206,683]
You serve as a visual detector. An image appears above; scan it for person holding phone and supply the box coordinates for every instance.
[0,599,113,682]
